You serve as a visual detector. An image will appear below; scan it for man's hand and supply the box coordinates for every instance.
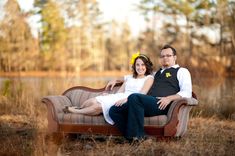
[114,98,127,107]
[157,97,171,110]
[105,80,117,91]
[157,94,182,110]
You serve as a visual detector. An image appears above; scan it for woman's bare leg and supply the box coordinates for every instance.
[79,98,96,108]
[68,99,102,115]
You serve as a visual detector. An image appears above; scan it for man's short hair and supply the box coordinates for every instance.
[161,44,177,55]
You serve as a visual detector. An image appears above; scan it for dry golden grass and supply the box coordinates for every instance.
[54,117,235,156]
[0,116,234,156]
[0,76,235,155]
[0,115,36,156]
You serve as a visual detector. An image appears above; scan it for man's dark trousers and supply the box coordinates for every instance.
[109,93,170,139]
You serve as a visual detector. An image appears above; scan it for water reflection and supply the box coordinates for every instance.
[192,77,235,119]
[0,76,234,118]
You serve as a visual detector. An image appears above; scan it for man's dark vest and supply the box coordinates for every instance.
[147,67,180,97]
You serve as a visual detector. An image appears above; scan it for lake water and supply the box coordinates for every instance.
[0,75,234,119]
[192,76,235,119]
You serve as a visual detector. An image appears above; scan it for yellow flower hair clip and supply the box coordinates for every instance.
[130,51,140,65]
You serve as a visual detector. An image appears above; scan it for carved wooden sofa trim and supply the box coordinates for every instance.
[42,83,198,137]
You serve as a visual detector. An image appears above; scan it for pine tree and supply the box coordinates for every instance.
[34,0,67,71]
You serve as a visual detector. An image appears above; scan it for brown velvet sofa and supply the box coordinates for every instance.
[42,83,198,138]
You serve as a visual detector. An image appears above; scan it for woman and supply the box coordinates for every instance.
[65,53,154,125]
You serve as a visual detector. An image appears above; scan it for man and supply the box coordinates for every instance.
[107,44,192,141]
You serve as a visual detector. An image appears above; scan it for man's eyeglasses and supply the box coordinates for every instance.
[160,54,174,58]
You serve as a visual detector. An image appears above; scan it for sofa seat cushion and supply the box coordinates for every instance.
[57,113,167,126]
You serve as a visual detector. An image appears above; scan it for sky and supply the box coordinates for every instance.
[0,0,146,37]
[0,0,219,43]
[98,0,146,36]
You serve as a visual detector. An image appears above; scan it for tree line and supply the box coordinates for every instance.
[0,0,234,75]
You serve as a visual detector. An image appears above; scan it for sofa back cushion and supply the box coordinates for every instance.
[62,85,168,126]
[64,86,120,107]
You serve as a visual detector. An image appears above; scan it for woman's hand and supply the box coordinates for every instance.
[114,98,127,106]
[105,80,117,91]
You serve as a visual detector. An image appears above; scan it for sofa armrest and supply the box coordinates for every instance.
[184,97,198,106]
[164,97,198,136]
[42,95,72,121]
[167,97,198,120]
[42,95,72,133]
[62,83,123,107]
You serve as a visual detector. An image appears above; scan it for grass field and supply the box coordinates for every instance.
[0,76,234,156]
[0,115,234,156]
